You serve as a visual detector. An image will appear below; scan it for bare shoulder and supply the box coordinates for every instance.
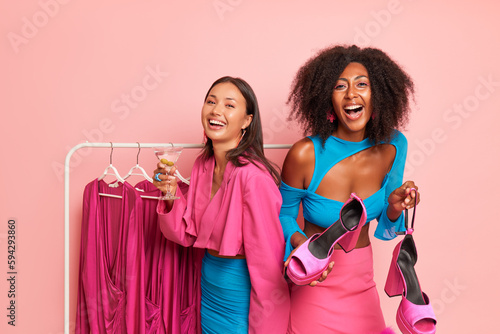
[367,143,397,174]
[282,137,315,187]
[373,142,396,157]
[283,137,315,166]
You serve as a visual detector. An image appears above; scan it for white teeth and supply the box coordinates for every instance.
[344,105,362,110]
[209,120,225,126]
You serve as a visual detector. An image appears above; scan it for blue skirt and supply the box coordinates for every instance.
[200,252,251,334]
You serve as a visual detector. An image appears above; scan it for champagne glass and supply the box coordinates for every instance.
[153,145,183,200]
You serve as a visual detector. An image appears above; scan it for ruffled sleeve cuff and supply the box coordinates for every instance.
[374,203,406,240]
[156,187,196,246]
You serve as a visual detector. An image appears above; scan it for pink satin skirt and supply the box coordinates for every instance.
[288,244,387,334]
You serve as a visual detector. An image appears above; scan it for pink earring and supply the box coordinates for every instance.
[371,113,376,120]
[237,129,246,145]
[327,111,336,123]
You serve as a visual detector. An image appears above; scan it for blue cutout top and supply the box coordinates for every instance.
[279,130,408,259]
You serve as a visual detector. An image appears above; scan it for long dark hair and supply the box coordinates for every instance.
[288,45,415,145]
[200,76,281,184]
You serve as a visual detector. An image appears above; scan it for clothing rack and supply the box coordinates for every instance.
[63,141,291,333]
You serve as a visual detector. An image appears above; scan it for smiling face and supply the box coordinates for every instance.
[201,82,253,150]
[331,62,373,141]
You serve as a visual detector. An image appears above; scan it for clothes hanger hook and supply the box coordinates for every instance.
[136,142,141,164]
[109,142,114,164]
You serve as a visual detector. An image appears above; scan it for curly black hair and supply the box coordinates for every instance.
[287,45,415,145]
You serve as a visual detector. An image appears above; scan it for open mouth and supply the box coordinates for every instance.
[343,104,364,120]
[208,119,226,129]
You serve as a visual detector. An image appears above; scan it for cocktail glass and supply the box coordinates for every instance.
[153,145,183,200]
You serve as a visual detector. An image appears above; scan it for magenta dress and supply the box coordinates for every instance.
[76,179,146,333]
[76,179,203,333]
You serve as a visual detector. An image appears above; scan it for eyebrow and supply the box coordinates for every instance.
[338,75,369,81]
[208,94,237,101]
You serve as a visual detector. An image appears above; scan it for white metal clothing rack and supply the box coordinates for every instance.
[63,142,291,333]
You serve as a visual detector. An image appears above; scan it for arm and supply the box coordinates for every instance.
[242,173,290,334]
[156,161,200,247]
[156,188,197,246]
[279,182,307,259]
[279,138,313,259]
[374,132,419,239]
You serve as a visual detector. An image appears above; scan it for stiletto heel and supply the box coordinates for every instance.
[384,190,437,334]
[287,193,366,285]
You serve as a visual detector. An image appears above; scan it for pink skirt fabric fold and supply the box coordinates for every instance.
[288,244,387,334]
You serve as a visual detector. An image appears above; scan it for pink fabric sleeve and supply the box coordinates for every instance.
[242,172,291,334]
[76,181,147,333]
[76,185,92,333]
[123,194,146,333]
[157,174,197,247]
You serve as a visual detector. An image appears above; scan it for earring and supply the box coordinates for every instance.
[327,111,336,123]
[237,129,247,146]
[371,113,376,120]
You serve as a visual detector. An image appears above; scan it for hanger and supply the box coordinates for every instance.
[122,142,153,183]
[175,170,190,185]
[98,142,125,183]
[99,142,160,200]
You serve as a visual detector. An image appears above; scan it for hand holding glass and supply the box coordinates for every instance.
[153,146,183,200]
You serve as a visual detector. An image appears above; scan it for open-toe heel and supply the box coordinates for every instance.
[385,190,437,334]
[286,193,366,285]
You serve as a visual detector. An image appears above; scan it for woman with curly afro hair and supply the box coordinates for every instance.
[279,45,422,333]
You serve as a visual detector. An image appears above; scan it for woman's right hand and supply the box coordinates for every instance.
[152,162,178,196]
[284,232,335,287]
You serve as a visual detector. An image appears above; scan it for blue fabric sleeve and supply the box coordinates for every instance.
[374,131,407,240]
[279,181,307,260]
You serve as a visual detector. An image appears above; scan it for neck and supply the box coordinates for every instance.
[333,129,367,142]
[212,143,230,175]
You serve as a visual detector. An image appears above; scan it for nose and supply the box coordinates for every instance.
[346,85,357,99]
[210,103,222,116]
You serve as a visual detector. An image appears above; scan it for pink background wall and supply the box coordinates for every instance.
[2,0,499,332]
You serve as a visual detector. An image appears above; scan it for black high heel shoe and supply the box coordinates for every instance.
[384,190,436,334]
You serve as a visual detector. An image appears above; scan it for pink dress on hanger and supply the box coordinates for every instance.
[76,179,146,333]
[135,180,204,334]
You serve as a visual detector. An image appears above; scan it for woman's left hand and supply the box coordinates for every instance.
[387,181,420,220]
[284,233,335,287]
[308,261,335,287]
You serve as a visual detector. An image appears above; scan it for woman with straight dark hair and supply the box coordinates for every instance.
[153,76,290,333]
